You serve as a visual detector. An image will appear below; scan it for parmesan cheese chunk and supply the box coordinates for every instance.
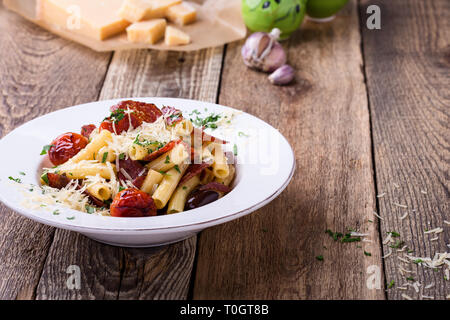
[146,0,182,19]
[166,3,197,26]
[40,0,130,40]
[164,26,190,46]
[126,19,167,44]
[118,0,153,23]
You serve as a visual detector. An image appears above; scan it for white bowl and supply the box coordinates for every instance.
[0,98,295,247]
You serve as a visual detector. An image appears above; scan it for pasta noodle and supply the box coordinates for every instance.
[214,164,235,187]
[147,143,189,172]
[86,182,112,201]
[152,163,188,209]
[200,168,215,185]
[71,129,112,163]
[140,169,164,195]
[128,144,149,161]
[167,175,200,214]
[96,146,116,163]
[211,143,229,179]
[57,161,116,180]
[174,119,194,137]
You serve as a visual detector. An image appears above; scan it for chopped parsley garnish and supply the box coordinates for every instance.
[341,233,361,243]
[325,229,343,241]
[66,216,76,220]
[413,259,423,264]
[406,277,415,282]
[165,155,170,164]
[119,186,125,192]
[182,186,187,190]
[387,280,395,289]
[233,144,238,156]
[174,165,181,173]
[316,255,324,261]
[105,109,125,124]
[119,153,126,160]
[133,134,164,149]
[389,240,405,249]
[41,172,49,184]
[101,152,108,163]
[189,109,200,116]
[8,176,21,183]
[19,171,26,176]
[53,210,60,215]
[364,251,372,256]
[192,113,221,129]
[238,132,249,137]
[40,144,54,155]
[159,170,170,176]
[388,231,400,237]
[85,205,96,214]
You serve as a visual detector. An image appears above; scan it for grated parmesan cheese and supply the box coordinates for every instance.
[424,227,443,235]
[400,212,409,220]
[402,293,413,300]
[373,211,384,220]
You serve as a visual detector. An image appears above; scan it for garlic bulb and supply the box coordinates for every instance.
[268,64,295,85]
[241,28,287,73]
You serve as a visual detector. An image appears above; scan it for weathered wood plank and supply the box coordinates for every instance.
[360,0,449,300]
[193,0,385,299]
[36,47,225,299]
[0,3,112,299]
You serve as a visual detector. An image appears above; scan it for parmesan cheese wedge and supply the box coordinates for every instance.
[166,3,197,26]
[40,0,130,40]
[164,26,190,46]
[118,0,154,23]
[126,19,167,44]
[145,0,182,19]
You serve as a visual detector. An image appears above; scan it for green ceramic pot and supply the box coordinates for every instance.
[306,0,349,21]
[241,0,307,39]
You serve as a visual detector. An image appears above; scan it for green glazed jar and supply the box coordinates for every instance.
[306,0,349,22]
[241,0,307,39]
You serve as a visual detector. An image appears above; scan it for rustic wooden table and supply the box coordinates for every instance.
[0,0,448,300]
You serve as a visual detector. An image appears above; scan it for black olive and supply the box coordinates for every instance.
[185,190,220,211]
[262,1,270,9]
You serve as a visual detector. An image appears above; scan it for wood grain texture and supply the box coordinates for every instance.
[360,0,449,300]
[0,3,111,299]
[193,1,385,299]
[36,47,225,299]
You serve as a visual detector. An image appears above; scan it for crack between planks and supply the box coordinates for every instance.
[214,45,228,105]
[187,45,228,300]
[357,0,388,300]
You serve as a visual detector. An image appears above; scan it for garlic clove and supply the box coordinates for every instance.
[268,64,295,85]
[261,41,287,73]
[241,29,286,73]
[241,32,271,69]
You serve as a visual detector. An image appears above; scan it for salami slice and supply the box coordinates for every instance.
[179,163,211,185]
